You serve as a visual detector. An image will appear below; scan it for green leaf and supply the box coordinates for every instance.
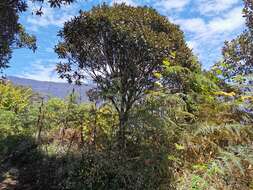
[153,72,162,79]
[162,59,170,67]
[171,51,176,58]
[175,143,185,150]
[215,69,222,75]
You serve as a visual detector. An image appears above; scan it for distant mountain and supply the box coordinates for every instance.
[7,76,92,102]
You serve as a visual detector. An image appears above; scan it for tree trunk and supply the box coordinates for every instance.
[36,98,44,144]
[119,113,127,150]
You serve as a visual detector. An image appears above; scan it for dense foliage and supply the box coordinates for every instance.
[0,75,252,190]
[0,0,37,70]
[0,0,77,70]
[56,4,200,149]
[213,0,253,87]
[0,1,253,190]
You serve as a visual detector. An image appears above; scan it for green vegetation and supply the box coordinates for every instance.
[55,4,200,150]
[1,72,252,189]
[0,1,253,190]
[0,0,76,70]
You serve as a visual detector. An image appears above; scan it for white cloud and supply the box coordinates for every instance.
[175,18,206,33]
[208,7,244,33]
[111,0,137,6]
[18,60,66,82]
[26,4,77,31]
[155,0,190,12]
[197,0,240,15]
[186,40,198,50]
[20,0,245,72]
[174,6,245,68]
[176,6,244,38]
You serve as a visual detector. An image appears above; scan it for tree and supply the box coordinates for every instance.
[0,0,36,71]
[0,0,77,71]
[244,0,253,32]
[213,0,253,86]
[55,4,198,149]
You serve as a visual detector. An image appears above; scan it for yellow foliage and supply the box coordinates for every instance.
[240,95,253,102]
[154,81,163,88]
[0,82,32,113]
[153,72,162,79]
[162,58,171,67]
[214,91,236,97]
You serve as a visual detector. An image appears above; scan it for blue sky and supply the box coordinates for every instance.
[6,0,245,82]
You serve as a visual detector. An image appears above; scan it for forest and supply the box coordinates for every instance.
[0,0,253,189]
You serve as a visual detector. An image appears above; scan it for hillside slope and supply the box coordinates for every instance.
[7,76,92,101]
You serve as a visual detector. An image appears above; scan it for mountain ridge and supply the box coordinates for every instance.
[7,76,92,101]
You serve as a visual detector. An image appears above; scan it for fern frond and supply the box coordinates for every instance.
[218,150,245,175]
[194,123,220,136]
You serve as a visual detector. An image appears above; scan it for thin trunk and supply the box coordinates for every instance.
[66,131,77,155]
[36,98,44,144]
[79,125,84,149]
[119,112,127,150]
[92,103,97,148]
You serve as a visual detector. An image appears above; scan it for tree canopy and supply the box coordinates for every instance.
[0,0,77,71]
[55,4,200,148]
[213,0,253,86]
[0,0,37,71]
